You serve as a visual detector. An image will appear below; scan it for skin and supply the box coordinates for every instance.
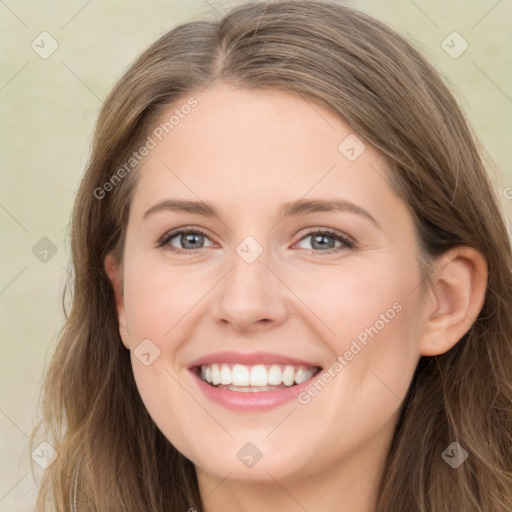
[106,84,488,512]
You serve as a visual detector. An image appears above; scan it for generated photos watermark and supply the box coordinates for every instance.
[93,97,198,200]
[298,301,403,405]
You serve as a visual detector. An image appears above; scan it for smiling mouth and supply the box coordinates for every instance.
[194,363,322,392]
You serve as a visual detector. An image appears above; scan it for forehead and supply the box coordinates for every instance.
[130,84,402,224]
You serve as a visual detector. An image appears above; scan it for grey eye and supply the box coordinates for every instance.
[175,232,205,249]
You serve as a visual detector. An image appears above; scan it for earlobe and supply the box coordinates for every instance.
[419,246,488,356]
[104,254,130,349]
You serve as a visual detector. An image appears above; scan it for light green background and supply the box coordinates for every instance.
[1,1,511,509]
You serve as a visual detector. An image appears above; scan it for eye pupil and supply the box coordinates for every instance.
[182,232,204,249]
[311,234,335,250]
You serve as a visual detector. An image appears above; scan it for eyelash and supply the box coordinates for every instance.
[156,227,355,255]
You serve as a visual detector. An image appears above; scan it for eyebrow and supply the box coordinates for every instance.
[143,198,379,227]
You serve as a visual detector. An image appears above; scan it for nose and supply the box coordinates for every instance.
[212,249,289,333]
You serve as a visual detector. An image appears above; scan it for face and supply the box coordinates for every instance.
[112,84,428,487]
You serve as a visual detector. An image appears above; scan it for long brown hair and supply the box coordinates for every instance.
[31,1,512,510]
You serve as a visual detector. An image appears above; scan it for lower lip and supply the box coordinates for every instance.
[190,370,320,411]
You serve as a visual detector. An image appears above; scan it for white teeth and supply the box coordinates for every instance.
[211,364,221,385]
[232,364,250,386]
[250,365,268,386]
[268,365,282,385]
[205,366,212,384]
[282,366,295,386]
[294,368,310,385]
[199,363,317,389]
[220,364,232,385]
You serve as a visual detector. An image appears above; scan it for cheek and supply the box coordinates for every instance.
[331,276,420,363]
[130,360,197,453]
[288,295,420,476]
[333,298,420,399]
[121,260,212,347]
[301,256,423,409]
[296,256,420,351]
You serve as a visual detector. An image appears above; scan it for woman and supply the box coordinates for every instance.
[31,1,512,510]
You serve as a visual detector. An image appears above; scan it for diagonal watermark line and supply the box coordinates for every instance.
[450,165,460,205]
[164,163,233,233]
[61,61,103,103]
[163,267,234,337]
[201,72,221,93]
[368,367,402,402]
[0,407,28,438]
[375,61,440,135]
[0,266,28,296]
[59,65,123,133]
[404,253,439,300]
[472,0,502,29]
[61,0,92,29]
[0,62,29,93]
[203,0,227,19]
[407,0,439,28]
[164,368,234,438]
[0,472,29,503]
[266,471,310,511]
[120,323,132,339]
[392,63,441,134]
[469,258,501,308]
[266,164,337,234]
[0,203,29,233]
[0,0,28,28]
[250,0,268,36]
[60,219,71,233]
[472,61,512,104]
[202,470,233,501]
[265,409,295,438]
[264,265,336,335]
[368,162,396,193]
[198,0,266,94]
[297,91,337,131]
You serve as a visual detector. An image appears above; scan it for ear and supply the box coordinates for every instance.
[104,253,130,349]
[419,246,488,356]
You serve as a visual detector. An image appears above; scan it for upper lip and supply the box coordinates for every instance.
[188,351,322,369]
